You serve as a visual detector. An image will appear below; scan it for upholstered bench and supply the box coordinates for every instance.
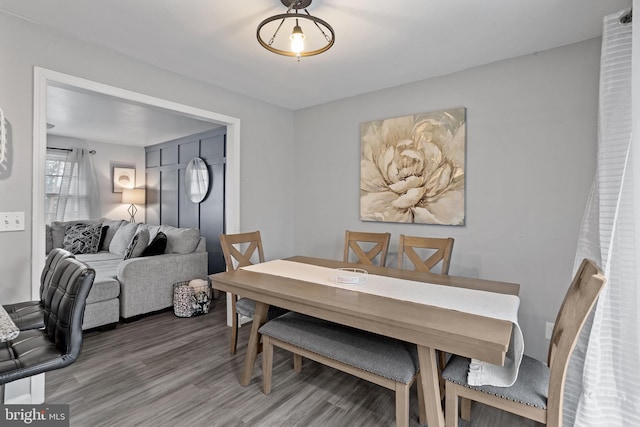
[258,312,425,427]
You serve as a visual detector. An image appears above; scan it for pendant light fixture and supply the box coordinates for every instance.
[257,0,335,61]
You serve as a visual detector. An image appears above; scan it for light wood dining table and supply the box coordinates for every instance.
[209,256,520,427]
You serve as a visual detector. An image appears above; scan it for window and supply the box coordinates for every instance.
[45,150,67,224]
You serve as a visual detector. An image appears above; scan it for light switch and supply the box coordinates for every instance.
[0,212,25,232]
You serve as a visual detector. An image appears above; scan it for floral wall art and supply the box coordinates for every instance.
[360,108,466,225]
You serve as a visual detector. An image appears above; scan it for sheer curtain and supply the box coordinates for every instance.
[55,147,101,221]
[564,9,640,425]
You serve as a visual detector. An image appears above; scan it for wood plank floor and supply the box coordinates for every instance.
[47,297,542,427]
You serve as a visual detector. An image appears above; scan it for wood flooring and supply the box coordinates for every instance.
[46,297,542,427]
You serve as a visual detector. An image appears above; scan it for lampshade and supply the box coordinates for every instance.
[257,0,334,61]
[122,188,145,205]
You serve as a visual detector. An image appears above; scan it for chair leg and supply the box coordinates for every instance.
[445,380,459,427]
[437,350,447,398]
[416,375,427,425]
[262,335,273,395]
[395,382,410,427]
[461,398,472,421]
[293,354,302,373]
[230,311,239,355]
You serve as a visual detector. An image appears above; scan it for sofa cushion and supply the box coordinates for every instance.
[159,225,200,254]
[73,254,121,304]
[109,222,139,257]
[63,223,103,254]
[85,276,120,304]
[100,219,127,251]
[141,231,167,257]
[124,228,150,260]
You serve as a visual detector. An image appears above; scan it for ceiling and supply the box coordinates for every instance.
[0,0,630,145]
[46,85,222,147]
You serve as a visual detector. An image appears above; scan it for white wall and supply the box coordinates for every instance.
[0,12,295,304]
[47,135,146,222]
[293,39,601,361]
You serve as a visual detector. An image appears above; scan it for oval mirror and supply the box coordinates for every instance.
[185,157,209,203]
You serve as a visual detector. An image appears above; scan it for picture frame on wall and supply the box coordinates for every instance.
[113,167,136,193]
[360,107,466,225]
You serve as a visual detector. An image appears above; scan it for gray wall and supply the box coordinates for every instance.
[292,39,600,361]
[0,9,601,362]
[0,12,295,304]
[47,135,147,222]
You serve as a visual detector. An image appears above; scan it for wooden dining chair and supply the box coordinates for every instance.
[343,230,391,266]
[397,234,455,393]
[442,258,606,427]
[220,231,288,355]
[397,234,454,274]
[219,231,267,354]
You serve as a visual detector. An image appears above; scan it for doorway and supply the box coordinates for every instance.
[32,67,241,299]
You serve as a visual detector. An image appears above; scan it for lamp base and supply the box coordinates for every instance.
[127,204,138,223]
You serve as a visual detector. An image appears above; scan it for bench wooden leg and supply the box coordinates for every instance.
[395,382,410,427]
[293,354,302,373]
[262,335,273,395]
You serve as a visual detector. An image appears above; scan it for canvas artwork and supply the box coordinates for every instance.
[113,167,136,193]
[360,107,466,225]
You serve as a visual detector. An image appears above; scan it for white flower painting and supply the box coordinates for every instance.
[360,108,466,225]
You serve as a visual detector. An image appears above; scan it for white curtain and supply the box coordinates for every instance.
[55,147,101,221]
[564,9,640,426]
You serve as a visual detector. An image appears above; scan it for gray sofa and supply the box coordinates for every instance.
[47,219,208,330]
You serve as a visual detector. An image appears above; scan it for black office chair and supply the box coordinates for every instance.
[0,257,95,386]
[2,248,75,331]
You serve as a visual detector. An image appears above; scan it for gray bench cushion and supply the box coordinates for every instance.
[442,355,549,409]
[259,312,418,384]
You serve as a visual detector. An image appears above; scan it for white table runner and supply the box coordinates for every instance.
[241,259,523,387]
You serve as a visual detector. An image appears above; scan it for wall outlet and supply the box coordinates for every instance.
[545,322,554,340]
[0,212,25,232]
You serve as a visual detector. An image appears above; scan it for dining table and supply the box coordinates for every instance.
[209,255,520,427]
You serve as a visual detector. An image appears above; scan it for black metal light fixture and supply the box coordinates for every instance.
[257,0,335,61]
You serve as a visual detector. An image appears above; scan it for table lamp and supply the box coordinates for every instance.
[122,188,145,222]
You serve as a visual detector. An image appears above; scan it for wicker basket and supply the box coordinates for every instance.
[173,279,212,317]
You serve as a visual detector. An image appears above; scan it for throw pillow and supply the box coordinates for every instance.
[98,225,109,251]
[123,228,150,260]
[50,220,100,249]
[62,223,103,254]
[137,224,161,242]
[140,231,167,257]
[100,219,127,251]
[109,222,139,256]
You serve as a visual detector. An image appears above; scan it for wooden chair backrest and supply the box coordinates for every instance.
[397,235,454,274]
[343,230,391,266]
[219,231,265,271]
[546,258,606,426]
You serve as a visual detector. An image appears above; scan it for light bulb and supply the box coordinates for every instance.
[290,23,305,55]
